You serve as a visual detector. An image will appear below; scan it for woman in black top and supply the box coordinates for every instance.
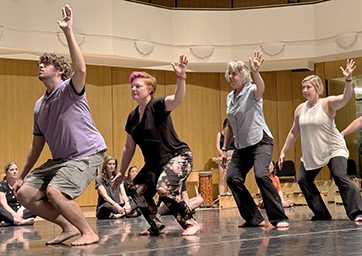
[0,161,36,226]
[114,55,199,236]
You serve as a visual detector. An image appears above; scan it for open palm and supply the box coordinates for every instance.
[58,4,73,30]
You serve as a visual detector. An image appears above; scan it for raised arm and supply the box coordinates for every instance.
[325,59,356,115]
[249,51,265,101]
[58,4,86,93]
[279,104,303,168]
[341,116,362,137]
[165,55,188,111]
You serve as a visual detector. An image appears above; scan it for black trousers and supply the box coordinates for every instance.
[298,157,362,220]
[226,138,288,226]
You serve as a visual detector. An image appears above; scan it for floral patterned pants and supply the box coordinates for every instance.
[157,151,194,229]
[129,151,194,232]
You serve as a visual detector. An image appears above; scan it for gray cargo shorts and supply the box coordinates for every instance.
[24,151,104,199]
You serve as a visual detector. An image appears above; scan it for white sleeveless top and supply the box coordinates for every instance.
[299,100,348,170]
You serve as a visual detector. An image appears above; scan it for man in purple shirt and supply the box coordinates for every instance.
[14,5,106,246]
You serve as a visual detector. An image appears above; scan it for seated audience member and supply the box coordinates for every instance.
[0,161,36,226]
[120,166,141,218]
[158,182,204,215]
[258,161,294,209]
[95,156,128,219]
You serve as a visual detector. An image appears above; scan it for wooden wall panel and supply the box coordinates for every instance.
[164,72,221,170]
[177,0,232,8]
[275,71,294,162]
[3,56,362,206]
[151,0,176,7]
[0,59,52,176]
[233,0,288,8]
[261,71,279,160]
[324,57,362,79]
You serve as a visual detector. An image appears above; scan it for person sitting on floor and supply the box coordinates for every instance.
[120,166,141,218]
[0,161,36,226]
[258,161,294,209]
[95,156,128,219]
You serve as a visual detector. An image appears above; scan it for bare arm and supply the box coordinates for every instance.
[20,135,45,180]
[221,123,234,168]
[119,134,137,177]
[216,132,223,156]
[97,185,120,206]
[120,182,132,213]
[326,59,356,115]
[112,134,136,190]
[279,104,303,168]
[341,116,362,137]
[249,51,265,101]
[165,55,188,111]
[0,192,22,221]
[58,4,86,93]
[222,123,234,150]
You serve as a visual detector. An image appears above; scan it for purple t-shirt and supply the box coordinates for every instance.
[33,79,107,160]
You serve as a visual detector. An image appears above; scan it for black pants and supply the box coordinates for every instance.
[0,207,36,224]
[226,137,288,226]
[298,157,362,220]
[96,202,119,219]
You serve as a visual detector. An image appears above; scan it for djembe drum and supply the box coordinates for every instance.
[198,171,213,207]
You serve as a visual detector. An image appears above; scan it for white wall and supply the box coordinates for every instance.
[0,0,361,71]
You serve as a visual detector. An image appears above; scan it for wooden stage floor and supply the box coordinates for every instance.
[1,204,361,255]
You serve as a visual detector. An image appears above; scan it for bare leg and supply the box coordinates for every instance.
[17,184,79,244]
[188,196,204,211]
[46,186,98,246]
[218,165,225,195]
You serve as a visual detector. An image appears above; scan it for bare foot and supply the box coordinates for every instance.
[139,228,167,236]
[71,232,99,246]
[238,220,265,228]
[354,215,362,223]
[46,228,80,245]
[181,219,200,236]
[275,220,289,230]
[261,220,274,232]
[20,218,35,226]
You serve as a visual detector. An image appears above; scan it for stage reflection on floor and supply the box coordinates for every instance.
[1,204,361,256]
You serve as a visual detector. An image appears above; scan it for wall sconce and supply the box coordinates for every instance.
[134,40,154,56]
[189,45,214,60]
[260,42,285,57]
[57,31,85,47]
[335,32,357,49]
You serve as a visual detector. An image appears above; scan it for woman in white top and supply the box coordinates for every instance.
[279,59,362,222]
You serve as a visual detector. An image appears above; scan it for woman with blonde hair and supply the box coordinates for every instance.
[222,51,288,229]
[279,59,362,222]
